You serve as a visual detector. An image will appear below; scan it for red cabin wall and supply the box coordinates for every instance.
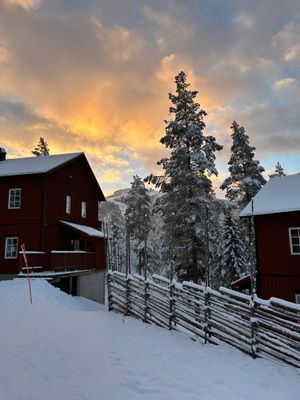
[255,211,300,302]
[43,156,103,229]
[0,155,106,274]
[42,157,106,268]
[0,175,42,273]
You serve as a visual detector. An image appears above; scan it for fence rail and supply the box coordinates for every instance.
[107,270,300,368]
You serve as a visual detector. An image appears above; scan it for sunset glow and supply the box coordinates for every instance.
[0,0,300,196]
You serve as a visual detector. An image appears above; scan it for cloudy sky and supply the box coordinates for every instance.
[0,0,300,196]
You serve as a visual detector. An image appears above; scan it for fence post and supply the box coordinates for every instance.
[204,288,210,344]
[195,292,201,325]
[250,199,257,359]
[250,297,257,358]
[125,275,130,316]
[144,279,149,323]
[107,271,112,312]
[169,279,175,330]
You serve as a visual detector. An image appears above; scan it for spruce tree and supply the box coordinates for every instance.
[269,162,286,179]
[32,137,50,156]
[109,207,125,272]
[220,213,247,287]
[220,121,266,208]
[99,202,125,271]
[125,175,151,276]
[146,71,223,283]
[208,200,225,289]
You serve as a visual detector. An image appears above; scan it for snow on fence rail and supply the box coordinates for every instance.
[107,270,300,368]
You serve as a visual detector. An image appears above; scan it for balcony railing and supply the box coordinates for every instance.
[51,251,96,271]
[19,251,96,273]
[19,251,45,272]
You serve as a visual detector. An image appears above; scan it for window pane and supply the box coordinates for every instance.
[98,201,101,221]
[5,237,19,259]
[292,245,300,254]
[292,237,299,245]
[291,229,299,237]
[81,201,86,218]
[8,188,21,209]
[66,195,71,214]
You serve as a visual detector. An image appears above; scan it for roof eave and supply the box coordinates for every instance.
[59,220,103,239]
[240,207,300,218]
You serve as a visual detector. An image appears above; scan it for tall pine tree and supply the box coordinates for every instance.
[220,213,247,287]
[146,71,223,283]
[125,175,151,276]
[269,162,286,179]
[220,121,265,208]
[32,137,50,156]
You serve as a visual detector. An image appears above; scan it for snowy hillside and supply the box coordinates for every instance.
[106,187,162,208]
[0,279,299,400]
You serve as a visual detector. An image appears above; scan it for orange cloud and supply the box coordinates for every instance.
[3,0,40,8]
[0,1,300,194]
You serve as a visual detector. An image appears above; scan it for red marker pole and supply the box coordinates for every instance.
[21,244,33,304]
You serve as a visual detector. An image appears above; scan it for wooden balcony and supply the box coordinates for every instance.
[19,251,97,273]
[19,251,46,272]
[51,251,96,271]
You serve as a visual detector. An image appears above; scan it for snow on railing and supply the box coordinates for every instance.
[107,270,300,368]
[51,250,87,254]
[18,251,45,254]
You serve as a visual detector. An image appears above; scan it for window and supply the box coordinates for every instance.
[73,240,80,251]
[81,201,87,218]
[5,237,19,259]
[8,188,21,209]
[296,294,300,304]
[66,195,71,214]
[289,228,300,254]
[98,201,101,221]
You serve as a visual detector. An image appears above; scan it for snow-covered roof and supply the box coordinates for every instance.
[240,173,300,217]
[60,220,106,238]
[0,153,82,177]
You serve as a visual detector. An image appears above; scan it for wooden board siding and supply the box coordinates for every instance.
[41,155,107,270]
[44,155,105,229]
[51,252,96,271]
[259,275,300,302]
[0,175,42,273]
[0,225,42,274]
[0,175,42,225]
[255,211,300,301]
[0,154,106,274]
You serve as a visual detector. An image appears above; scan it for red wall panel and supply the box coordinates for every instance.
[255,212,300,301]
[0,155,106,274]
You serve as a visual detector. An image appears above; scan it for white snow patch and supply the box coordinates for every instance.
[240,173,300,216]
[0,153,82,177]
[0,278,299,400]
[60,220,106,238]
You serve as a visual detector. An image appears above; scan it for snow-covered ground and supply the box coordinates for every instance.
[0,279,299,400]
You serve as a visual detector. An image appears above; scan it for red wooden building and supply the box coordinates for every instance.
[0,148,107,302]
[240,173,300,304]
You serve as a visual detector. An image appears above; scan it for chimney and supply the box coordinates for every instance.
[0,147,7,161]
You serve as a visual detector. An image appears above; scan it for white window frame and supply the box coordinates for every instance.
[288,227,300,255]
[66,195,71,215]
[295,294,300,304]
[5,237,19,259]
[81,201,87,219]
[8,188,22,209]
[98,201,101,221]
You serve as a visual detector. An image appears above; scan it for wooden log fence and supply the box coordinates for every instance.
[107,270,300,368]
